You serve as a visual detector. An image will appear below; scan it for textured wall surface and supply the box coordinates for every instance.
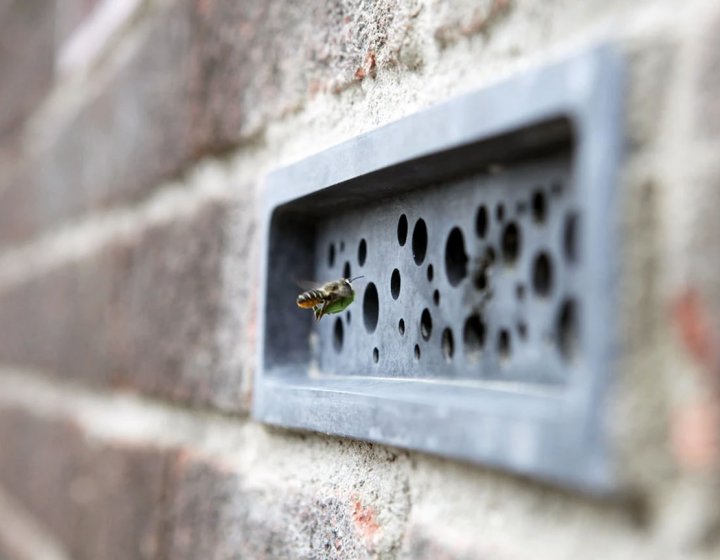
[0,0,719,558]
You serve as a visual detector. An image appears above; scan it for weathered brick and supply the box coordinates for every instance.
[0,0,55,140]
[163,452,396,560]
[0,407,171,560]
[0,0,426,245]
[0,196,249,409]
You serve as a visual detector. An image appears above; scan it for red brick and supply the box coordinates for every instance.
[0,197,249,410]
[0,407,172,560]
[0,1,56,140]
[0,0,425,245]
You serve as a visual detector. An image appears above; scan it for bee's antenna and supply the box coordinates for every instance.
[348,275,365,283]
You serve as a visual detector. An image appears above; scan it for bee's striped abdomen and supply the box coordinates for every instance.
[297,289,325,309]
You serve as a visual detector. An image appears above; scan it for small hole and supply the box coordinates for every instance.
[517,322,527,340]
[441,328,454,362]
[485,247,496,264]
[390,269,401,300]
[397,214,408,246]
[333,318,344,352]
[474,268,488,291]
[420,308,433,340]
[476,206,488,238]
[532,190,546,223]
[496,203,505,222]
[516,284,525,300]
[414,344,421,360]
[557,299,579,361]
[532,252,553,297]
[412,219,428,265]
[328,244,336,267]
[444,227,468,287]
[516,201,527,214]
[501,222,521,265]
[564,213,579,264]
[433,289,440,306]
[372,347,379,363]
[358,239,367,266]
[363,282,379,333]
[340,241,345,251]
[343,261,351,279]
[427,264,434,282]
[398,318,405,335]
[498,329,511,361]
[346,310,352,324]
[463,314,486,358]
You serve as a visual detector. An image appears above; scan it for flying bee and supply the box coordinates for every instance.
[296,276,364,321]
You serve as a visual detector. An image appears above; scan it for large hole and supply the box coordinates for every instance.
[532,252,553,297]
[563,213,579,264]
[420,308,433,341]
[390,269,401,299]
[363,282,379,333]
[463,314,485,359]
[412,219,428,265]
[333,318,344,352]
[532,190,547,223]
[397,214,408,246]
[501,222,521,265]
[343,261,351,279]
[557,299,579,361]
[476,206,488,238]
[498,329,511,362]
[444,227,468,286]
[328,243,336,267]
[441,328,454,362]
[358,238,367,266]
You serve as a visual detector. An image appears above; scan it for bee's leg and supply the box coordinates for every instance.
[315,301,329,321]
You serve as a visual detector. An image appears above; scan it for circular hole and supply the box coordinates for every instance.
[517,322,527,340]
[398,318,405,335]
[397,214,408,246]
[532,252,553,297]
[564,213,579,264]
[390,269,401,300]
[412,219,428,265]
[427,264,434,282]
[358,238,367,266]
[557,299,579,361]
[463,314,486,358]
[433,289,440,306]
[501,222,521,265]
[474,268,488,291]
[372,347,379,363]
[444,227,468,287]
[476,206,488,238]
[532,190,546,223]
[333,318,344,352]
[498,329,511,362]
[414,344,421,361]
[363,282,379,333]
[420,308,433,341]
[328,244,336,267]
[343,261,351,279]
[516,284,525,300]
[496,203,505,222]
[441,328,455,362]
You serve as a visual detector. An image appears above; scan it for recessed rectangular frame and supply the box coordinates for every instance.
[254,45,623,492]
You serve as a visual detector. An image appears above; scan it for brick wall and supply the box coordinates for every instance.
[0,0,719,558]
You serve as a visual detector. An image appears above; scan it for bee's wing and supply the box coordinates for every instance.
[295,279,323,291]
